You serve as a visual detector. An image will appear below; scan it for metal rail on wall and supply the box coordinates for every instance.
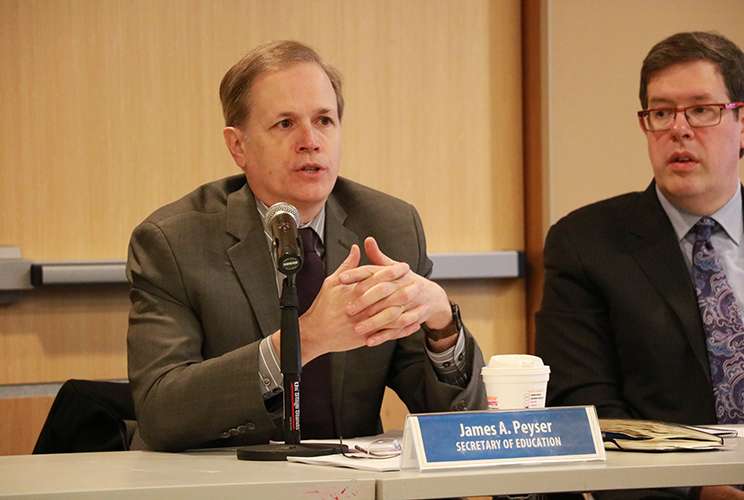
[0,246,525,304]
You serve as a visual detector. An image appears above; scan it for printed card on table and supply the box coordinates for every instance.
[401,406,605,471]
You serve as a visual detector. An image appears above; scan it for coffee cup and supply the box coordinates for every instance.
[481,354,550,410]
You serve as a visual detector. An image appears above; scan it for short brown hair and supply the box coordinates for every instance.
[219,40,344,128]
[640,31,744,109]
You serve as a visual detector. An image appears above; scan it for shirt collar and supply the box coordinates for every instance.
[656,184,742,245]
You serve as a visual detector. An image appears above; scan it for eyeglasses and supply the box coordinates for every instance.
[637,102,744,131]
[339,437,402,459]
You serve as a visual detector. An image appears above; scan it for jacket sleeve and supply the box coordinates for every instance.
[127,221,277,451]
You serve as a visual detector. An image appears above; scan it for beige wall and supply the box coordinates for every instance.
[545,0,744,226]
[0,0,524,455]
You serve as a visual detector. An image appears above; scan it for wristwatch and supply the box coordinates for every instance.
[421,302,462,341]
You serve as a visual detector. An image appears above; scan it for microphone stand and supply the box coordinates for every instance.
[237,270,345,460]
[280,274,302,445]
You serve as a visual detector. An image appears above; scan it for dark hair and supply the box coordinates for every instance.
[640,32,744,158]
[640,31,744,108]
[219,40,344,128]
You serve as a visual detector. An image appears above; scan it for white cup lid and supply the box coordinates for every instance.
[484,354,549,370]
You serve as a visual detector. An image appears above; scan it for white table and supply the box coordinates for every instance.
[1,435,742,499]
[374,435,744,499]
[0,449,374,500]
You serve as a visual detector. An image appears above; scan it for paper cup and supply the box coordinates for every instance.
[481,354,550,410]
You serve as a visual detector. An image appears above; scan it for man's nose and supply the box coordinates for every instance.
[296,126,320,153]
[670,110,694,140]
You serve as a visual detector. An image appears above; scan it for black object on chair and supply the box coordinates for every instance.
[33,379,136,454]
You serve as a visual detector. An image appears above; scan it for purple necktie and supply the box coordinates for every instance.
[295,228,334,438]
[692,217,744,424]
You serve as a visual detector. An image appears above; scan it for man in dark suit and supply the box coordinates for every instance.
[126,40,486,452]
[536,32,744,499]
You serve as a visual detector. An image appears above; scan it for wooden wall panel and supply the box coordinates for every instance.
[0,0,522,258]
[522,0,545,354]
[0,397,55,456]
[0,288,129,385]
[0,0,524,454]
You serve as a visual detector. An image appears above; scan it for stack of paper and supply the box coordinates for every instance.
[600,419,736,452]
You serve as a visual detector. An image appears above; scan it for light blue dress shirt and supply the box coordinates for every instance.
[656,184,744,314]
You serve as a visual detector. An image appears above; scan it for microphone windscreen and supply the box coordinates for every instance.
[265,202,300,227]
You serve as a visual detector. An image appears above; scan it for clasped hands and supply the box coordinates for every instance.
[289,237,455,364]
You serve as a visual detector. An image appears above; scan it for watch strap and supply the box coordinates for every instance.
[421,302,461,341]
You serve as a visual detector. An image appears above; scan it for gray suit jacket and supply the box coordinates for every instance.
[535,181,718,425]
[127,174,486,451]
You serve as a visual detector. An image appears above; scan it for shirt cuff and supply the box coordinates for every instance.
[426,328,470,387]
[258,336,283,399]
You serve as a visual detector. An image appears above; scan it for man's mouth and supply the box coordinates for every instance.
[300,163,322,173]
[669,152,698,166]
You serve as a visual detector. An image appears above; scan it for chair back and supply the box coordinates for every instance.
[33,379,136,454]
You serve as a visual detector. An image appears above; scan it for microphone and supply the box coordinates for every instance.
[264,202,303,276]
[239,202,346,461]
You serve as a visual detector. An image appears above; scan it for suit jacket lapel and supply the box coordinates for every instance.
[623,182,709,371]
[325,194,366,270]
[225,183,281,338]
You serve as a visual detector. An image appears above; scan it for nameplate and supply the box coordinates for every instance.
[401,406,605,471]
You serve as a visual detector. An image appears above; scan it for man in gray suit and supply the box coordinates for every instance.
[536,32,744,499]
[127,40,486,452]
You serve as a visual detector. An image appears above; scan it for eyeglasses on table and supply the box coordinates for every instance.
[339,436,402,459]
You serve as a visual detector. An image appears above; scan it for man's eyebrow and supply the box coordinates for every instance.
[272,108,336,119]
[648,97,674,107]
[648,94,717,107]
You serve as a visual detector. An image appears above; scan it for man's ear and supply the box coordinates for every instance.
[223,126,247,169]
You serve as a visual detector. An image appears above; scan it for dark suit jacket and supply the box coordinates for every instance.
[535,181,718,425]
[127,174,486,451]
